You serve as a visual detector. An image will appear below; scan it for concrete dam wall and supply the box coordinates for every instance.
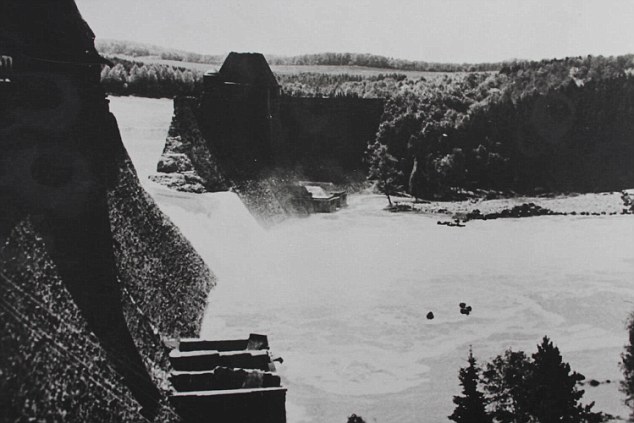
[275,96,385,181]
[153,53,385,192]
[0,1,215,421]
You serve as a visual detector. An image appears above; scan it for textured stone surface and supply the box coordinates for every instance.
[0,220,147,422]
[0,1,216,419]
[149,172,208,194]
[152,97,227,193]
[109,144,215,341]
[157,153,195,174]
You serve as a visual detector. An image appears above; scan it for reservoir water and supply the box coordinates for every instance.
[111,96,634,423]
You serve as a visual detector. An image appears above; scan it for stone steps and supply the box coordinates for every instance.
[178,333,269,352]
[169,349,274,372]
[167,333,286,423]
[170,368,281,392]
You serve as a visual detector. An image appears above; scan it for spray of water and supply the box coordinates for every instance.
[114,96,634,423]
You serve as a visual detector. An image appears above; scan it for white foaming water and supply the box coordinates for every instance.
[165,192,634,423]
[113,96,634,423]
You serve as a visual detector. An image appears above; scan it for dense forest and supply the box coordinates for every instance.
[277,72,409,98]
[99,57,204,97]
[369,55,634,197]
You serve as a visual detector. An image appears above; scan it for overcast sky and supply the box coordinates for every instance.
[75,0,634,63]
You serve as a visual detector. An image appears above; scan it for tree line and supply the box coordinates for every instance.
[351,320,634,423]
[451,317,634,423]
[450,337,611,423]
[98,56,411,99]
[366,54,634,198]
[267,52,502,72]
[95,40,504,72]
[277,72,408,98]
[99,57,204,98]
[96,40,223,64]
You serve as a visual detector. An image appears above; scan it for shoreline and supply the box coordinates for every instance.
[386,190,634,221]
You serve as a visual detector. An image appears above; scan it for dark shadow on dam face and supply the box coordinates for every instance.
[199,52,385,183]
[1,0,161,418]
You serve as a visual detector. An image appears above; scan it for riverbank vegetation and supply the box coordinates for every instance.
[369,55,634,198]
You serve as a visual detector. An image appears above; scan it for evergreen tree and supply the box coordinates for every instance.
[524,336,604,423]
[481,349,532,423]
[449,348,492,423]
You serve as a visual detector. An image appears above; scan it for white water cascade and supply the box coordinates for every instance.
[113,96,634,423]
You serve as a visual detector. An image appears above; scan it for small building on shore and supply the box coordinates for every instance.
[281,182,347,214]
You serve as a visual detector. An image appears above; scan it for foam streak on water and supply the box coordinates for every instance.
[113,96,634,423]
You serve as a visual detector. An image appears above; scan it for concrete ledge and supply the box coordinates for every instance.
[170,386,287,423]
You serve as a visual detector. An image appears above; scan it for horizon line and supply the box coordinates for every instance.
[95,38,634,68]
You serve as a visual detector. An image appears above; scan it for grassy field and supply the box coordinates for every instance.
[271,64,459,79]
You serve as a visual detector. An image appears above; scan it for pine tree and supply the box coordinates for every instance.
[481,349,532,423]
[525,336,604,423]
[449,348,492,423]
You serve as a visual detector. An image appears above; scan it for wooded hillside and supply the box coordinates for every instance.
[370,55,634,197]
